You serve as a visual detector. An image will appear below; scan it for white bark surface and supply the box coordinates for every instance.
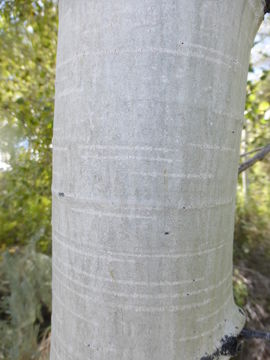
[51,1,264,359]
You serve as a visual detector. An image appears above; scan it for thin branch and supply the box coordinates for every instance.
[238,144,270,174]
[240,328,270,341]
[240,147,263,158]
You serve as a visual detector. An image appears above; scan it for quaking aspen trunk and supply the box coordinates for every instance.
[51,1,266,359]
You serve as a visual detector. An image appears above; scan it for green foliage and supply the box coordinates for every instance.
[245,69,270,149]
[0,0,57,253]
[233,269,249,308]
[0,242,52,360]
[234,69,270,275]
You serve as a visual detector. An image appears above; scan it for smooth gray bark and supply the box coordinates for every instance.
[51,1,265,359]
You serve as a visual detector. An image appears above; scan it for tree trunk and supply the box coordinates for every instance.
[50,1,264,359]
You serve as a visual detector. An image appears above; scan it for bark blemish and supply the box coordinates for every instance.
[58,192,65,197]
[200,335,241,360]
[110,269,115,280]
[164,231,170,235]
[163,169,168,190]
[238,308,245,316]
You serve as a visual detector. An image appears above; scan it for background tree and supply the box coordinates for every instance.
[0,0,57,253]
[0,1,56,359]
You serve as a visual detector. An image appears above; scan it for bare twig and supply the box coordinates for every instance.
[240,147,263,158]
[238,144,270,174]
[240,328,270,341]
